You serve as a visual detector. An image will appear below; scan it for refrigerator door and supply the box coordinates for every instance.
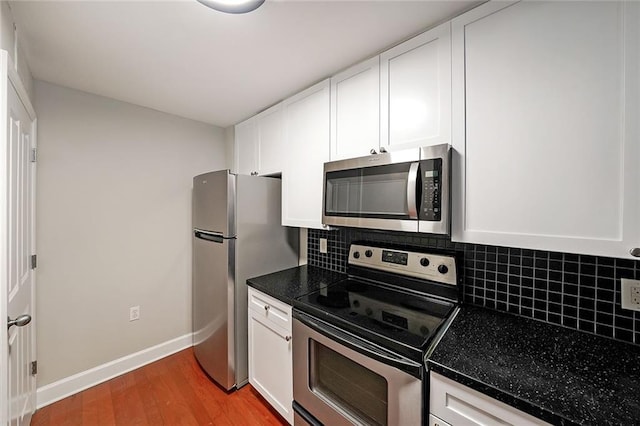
[193,170,235,236]
[192,229,236,390]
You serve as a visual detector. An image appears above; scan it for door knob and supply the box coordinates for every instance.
[379,147,387,153]
[370,149,377,155]
[7,314,31,330]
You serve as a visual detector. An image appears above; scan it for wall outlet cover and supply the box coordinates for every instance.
[129,305,140,321]
[320,238,328,254]
[621,279,640,311]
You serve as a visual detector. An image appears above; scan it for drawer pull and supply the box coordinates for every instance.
[264,305,270,312]
[284,335,292,342]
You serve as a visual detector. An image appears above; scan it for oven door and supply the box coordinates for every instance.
[293,311,423,426]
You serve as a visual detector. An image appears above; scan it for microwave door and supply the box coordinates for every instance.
[406,162,420,220]
[323,162,420,232]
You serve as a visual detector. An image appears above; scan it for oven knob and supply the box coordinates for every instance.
[438,264,449,274]
[365,250,373,258]
[365,308,373,316]
[353,251,360,259]
[420,257,430,267]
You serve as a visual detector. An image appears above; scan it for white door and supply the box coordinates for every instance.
[282,79,330,229]
[380,22,451,151]
[234,117,257,175]
[256,103,284,176]
[1,51,37,426]
[330,57,380,160]
[451,1,640,259]
[247,288,293,424]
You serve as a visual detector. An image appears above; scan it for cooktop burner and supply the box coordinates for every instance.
[297,278,454,350]
[294,243,461,362]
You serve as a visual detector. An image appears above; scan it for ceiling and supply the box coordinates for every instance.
[10,0,480,128]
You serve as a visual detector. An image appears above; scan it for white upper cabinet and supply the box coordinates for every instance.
[330,57,380,160]
[330,24,452,161]
[380,22,451,151]
[282,80,330,229]
[451,1,640,259]
[234,117,257,175]
[235,103,285,176]
[256,103,284,176]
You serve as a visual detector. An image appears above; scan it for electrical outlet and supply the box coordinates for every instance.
[129,305,140,321]
[319,238,328,254]
[621,279,640,311]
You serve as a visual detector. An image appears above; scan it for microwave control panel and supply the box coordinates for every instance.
[420,158,442,221]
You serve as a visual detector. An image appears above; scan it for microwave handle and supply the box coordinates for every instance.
[407,162,420,219]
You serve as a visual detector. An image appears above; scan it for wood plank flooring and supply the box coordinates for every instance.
[31,348,288,426]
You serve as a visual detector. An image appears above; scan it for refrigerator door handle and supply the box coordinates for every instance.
[194,229,236,243]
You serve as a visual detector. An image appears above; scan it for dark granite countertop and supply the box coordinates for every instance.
[246,265,346,305]
[427,306,640,425]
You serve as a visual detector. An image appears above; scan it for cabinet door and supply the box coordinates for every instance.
[256,103,284,176]
[451,1,640,259]
[282,80,330,229]
[380,22,451,151]
[330,57,380,160]
[234,117,257,175]
[430,372,549,426]
[248,309,293,424]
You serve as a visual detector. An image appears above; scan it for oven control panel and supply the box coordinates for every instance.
[349,244,457,286]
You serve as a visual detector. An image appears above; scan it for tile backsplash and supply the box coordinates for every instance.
[308,228,640,345]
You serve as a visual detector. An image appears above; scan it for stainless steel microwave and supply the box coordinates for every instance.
[322,144,451,234]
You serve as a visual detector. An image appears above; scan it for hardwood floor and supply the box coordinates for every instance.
[31,348,288,426]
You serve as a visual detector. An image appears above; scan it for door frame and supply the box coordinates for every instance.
[0,49,38,425]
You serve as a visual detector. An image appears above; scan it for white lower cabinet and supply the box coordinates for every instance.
[429,414,452,426]
[248,288,293,424]
[430,372,550,426]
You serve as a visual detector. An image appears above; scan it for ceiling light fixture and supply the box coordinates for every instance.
[196,0,265,14]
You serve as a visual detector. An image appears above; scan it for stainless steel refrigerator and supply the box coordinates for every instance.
[192,170,299,390]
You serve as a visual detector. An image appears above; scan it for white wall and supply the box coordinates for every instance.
[34,81,227,387]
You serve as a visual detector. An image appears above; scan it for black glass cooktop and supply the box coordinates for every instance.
[295,278,455,357]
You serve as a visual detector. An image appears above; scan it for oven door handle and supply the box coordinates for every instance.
[294,311,421,375]
[407,162,420,219]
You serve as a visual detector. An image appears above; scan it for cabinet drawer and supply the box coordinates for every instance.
[428,414,451,426]
[430,372,550,426]
[248,288,292,332]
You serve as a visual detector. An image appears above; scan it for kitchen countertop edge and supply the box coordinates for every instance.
[246,264,346,306]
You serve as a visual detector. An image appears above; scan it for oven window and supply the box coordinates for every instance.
[325,163,412,218]
[310,340,388,425]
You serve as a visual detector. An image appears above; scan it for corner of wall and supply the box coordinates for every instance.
[224,125,235,171]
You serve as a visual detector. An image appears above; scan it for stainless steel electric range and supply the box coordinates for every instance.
[292,242,461,426]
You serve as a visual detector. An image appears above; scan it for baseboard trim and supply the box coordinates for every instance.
[36,333,193,409]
